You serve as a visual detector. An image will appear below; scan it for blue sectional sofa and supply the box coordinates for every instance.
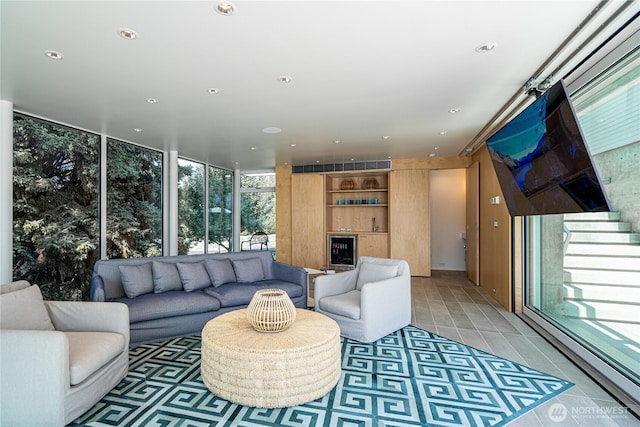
[90,251,306,346]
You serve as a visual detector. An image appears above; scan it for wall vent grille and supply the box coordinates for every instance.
[292,160,391,174]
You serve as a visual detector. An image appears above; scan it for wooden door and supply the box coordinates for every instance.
[291,173,325,269]
[389,169,430,276]
[466,162,480,285]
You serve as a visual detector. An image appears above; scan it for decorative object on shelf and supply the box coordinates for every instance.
[340,178,356,190]
[246,289,297,332]
[362,178,380,189]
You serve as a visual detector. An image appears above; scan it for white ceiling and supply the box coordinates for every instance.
[0,0,613,170]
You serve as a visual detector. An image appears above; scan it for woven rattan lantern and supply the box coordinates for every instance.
[246,289,297,332]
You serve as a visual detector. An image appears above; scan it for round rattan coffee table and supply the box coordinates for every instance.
[200,308,341,408]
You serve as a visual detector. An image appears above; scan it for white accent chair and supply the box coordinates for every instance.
[314,256,411,343]
[0,280,130,426]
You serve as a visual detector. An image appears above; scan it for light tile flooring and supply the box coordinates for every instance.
[410,270,639,426]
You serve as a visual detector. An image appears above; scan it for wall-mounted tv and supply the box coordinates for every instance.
[486,80,611,216]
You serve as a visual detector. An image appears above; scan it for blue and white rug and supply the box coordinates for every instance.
[72,326,573,426]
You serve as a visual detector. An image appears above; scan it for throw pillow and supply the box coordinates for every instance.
[152,261,183,293]
[0,285,55,330]
[176,261,212,291]
[232,257,266,283]
[204,258,237,287]
[356,261,399,290]
[119,263,154,298]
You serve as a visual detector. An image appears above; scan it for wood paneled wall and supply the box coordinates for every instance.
[275,165,292,264]
[472,146,512,310]
[276,152,513,311]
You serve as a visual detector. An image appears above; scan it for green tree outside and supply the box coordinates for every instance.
[13,115,100,301]
[106,139,163,259]
[13,114,272,300]
[240,174,275,235]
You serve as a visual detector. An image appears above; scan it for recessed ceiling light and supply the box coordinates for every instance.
[250,147,257,151]
[215,2,235,15]
[475,42,497,53]
[119,28,138,40]
[262,127,282,134]
[382,135,391,140]
[207,88,220,95]
[316,160,320,163]
[429,153,437,157]
[44,50,63,60]
[466,148,474,152]
[146,98,158,104]
[290,143,297,147]
[133,128,143,133]
[277,76,292,84]
[350,158,355,161]
[448,108,461,113]
[333,140,341,144]
[439,131,448,135]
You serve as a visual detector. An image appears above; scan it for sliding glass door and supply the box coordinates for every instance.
[524,46,639,396]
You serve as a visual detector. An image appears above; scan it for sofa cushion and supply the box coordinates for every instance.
[203,280,303,308]
[65,331,125,385]
[319,290,361,320]
[232,257,266,283]
[0,285,55,331]
[152,261,182,293]
[254,279,304,299]
[205,258,237,287]
[111,290,221,323]
[119,263,154,298]
[176,262,212,292]
[356,262,399,290]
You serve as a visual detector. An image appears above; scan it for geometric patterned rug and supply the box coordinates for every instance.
[71,326,573,426]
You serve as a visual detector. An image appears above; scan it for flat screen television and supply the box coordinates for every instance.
[486,79,611,216]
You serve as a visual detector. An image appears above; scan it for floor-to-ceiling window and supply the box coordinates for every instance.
[106,139,163,259]
[240,171,275,252]
[178,158,235,255]
[13,114,100,300]
[208,166,233,253]
[524,45,639,397]
[177,158,205,255]
[11,114,237,297]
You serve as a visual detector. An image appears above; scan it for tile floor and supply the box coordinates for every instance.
[410,270,639,426]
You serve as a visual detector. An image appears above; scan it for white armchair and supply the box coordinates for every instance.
[314,256,411,343]
[0,281,130,426]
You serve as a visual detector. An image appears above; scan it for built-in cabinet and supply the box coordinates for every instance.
[285,166,435,276]
[326,171,390,263]
[291,173,325,268]
[358,233,389,258]
[325,172,388,233]
[389,169,431,276]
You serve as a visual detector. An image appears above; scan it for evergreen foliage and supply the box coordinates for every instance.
[106,139,163,259]
[13,115,99,301]
[13,114,273,300]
